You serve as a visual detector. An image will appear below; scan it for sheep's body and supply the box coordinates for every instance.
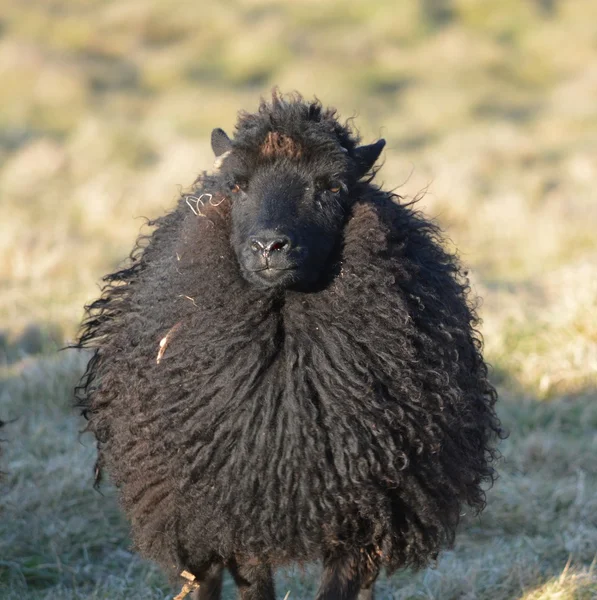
[77,94,500,597]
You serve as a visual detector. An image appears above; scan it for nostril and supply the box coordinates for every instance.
[266,238,290,254]
[250,235,292,256]
[250,239,263,254]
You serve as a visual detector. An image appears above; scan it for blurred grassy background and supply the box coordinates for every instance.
[0,0,596,598]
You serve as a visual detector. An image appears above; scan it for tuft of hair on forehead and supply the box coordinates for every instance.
[233,89,360,157]
[260,131,303,159]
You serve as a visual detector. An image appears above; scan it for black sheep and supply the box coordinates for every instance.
[76,92,502,600]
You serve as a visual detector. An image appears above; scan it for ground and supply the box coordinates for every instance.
[1,1,596,598]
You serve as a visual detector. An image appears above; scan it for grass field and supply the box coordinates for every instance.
[1,1,596,598]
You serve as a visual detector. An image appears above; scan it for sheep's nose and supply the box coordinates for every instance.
[249,235,292,257]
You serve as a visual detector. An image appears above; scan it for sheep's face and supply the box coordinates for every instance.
[211,127,385,291]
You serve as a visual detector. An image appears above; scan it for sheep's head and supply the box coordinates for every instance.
[210,94,385,291]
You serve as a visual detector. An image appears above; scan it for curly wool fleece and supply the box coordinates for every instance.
[76,93,501,582]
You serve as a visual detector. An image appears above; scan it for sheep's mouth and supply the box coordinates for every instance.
[242,265,301,289]
[249,266,298,274]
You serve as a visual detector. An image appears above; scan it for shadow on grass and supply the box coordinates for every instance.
[0,323,65,366]
[0,339,596,599]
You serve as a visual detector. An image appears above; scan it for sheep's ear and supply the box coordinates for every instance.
[211,128,232,157]
[353,139,386,178]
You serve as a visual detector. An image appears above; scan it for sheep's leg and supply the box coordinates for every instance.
[229,559,275,600]
[191,564,224,600]
[315,557,361,600]
[315,557,378,600]
[357,583,376,600]
[357,563,378,600]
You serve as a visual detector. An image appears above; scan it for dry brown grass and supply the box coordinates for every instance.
[1,0,596,598]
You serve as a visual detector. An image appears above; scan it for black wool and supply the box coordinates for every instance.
[75,92,502,585]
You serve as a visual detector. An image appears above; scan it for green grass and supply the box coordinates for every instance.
[1,0,596,598]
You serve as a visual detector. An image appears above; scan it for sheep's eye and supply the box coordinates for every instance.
[315,179,342,194]
[230,180,247,194]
